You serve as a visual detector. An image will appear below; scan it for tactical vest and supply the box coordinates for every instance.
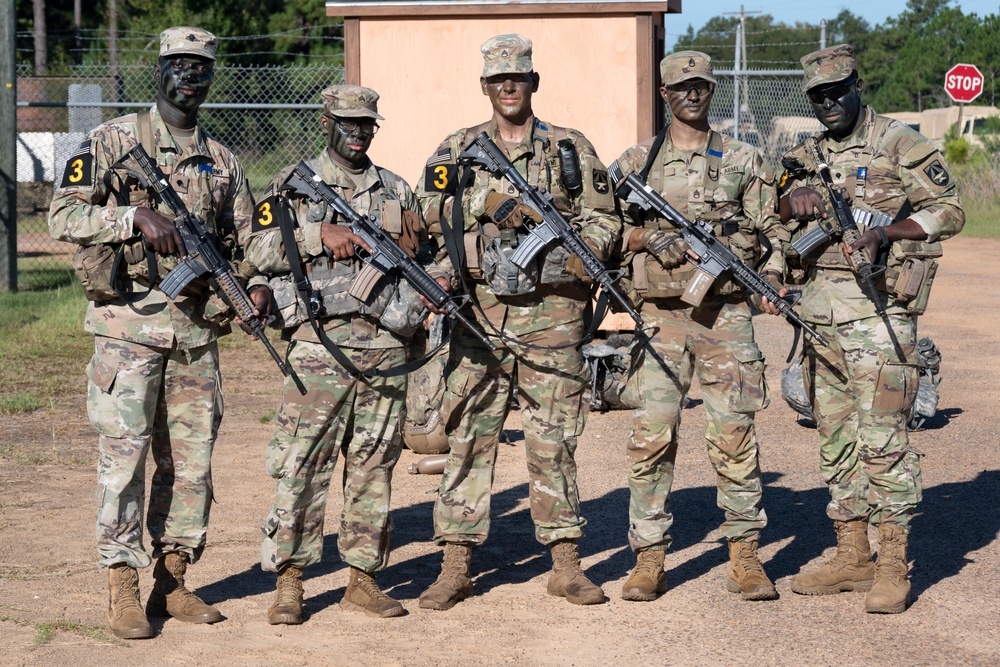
[634,130,759,299]
[791,114,943,314]
[458,121,580,297]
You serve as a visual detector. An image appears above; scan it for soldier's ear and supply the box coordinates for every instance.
[531,72,540,93]
[480,77,489,96]
[856,78,865,96]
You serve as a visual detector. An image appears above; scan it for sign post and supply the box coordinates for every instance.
[944,63,985,140]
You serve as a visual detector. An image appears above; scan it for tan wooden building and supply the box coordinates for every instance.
[327,0,679,186]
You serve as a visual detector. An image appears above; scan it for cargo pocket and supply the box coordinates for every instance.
[871,348,919,417]
[729,345,770,414]
[617,347,646,411]
[265,404,302,478]
[87,354,119,395]
[261,511,280,539]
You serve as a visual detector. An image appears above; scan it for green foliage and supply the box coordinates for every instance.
[953,155,1000,238]
[0,392,45,416]
[945,135,972,163]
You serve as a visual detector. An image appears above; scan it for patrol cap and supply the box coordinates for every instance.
[481,34,533,78]
[660,50,717,86]
[159,26,218,61]
[800,44,856,92]
[320,85,385,120]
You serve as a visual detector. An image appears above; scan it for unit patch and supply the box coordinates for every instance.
[424,163,457,194]
[252,195,277,232]
[592,169,609,194]
[923,160,950,187]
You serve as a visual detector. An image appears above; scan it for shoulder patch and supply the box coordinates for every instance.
[424,163,457,194]
[60,139,94,188]
[426,147,452,166]
[608,160,625,187]
[923,160,950,187]
[592,169,609,194]
[252,195,279,233]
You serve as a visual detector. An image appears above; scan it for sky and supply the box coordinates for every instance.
[664,0,999,50]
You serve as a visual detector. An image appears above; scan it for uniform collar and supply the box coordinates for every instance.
[662,127,713,162]
[148,105,212,161]
[319,149,380,194]
[822,105,875,153]
[486,115,543,161]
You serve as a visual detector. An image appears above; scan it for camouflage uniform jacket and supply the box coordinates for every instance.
[417,116,620,337]
[779,106,965,324]
[613,128,784,294]
[48,105,257,349]
[247,151,442,349]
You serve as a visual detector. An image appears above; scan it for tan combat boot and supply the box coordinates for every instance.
[146,552,223,623]
[547,540,606,605]
[865,524,911,614]
[791,520,875,595]
[726,540,778,601]
[107,563,153,640]
[341,567,405,618]
[621,549,667,601]
[268,564,304,625]
[419,543,473,611]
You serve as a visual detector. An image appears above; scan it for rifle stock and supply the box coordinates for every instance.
[458,132,644,330]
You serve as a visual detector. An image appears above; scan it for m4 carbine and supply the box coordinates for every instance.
[280,161,496,350]
[616,172,829,348]
[458,132,644,330]
[120,144,290,379]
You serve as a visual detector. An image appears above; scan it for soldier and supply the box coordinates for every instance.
[414,34,621,609]
[609,51,785,602]
[48,27,270,639]
[777,45,964,613]
[247,85,448,624]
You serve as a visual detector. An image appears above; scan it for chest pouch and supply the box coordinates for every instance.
[481,227,539,296]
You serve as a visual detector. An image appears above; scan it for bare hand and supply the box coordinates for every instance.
[249,285,273,322]
[321,222,371,260]
[787,187,827,223]
[420,277,452,314]
[843,229,881,262]
[134,207,183,255]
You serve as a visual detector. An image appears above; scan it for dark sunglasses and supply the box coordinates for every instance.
[808,79,856,104]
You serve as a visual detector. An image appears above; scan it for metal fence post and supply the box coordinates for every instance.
[1,0,17,293]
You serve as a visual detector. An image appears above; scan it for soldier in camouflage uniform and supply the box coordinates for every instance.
[415,34,621,610]
[48,27,270,639]
[609,51,785,602]
[247,85,448,624]
[777,45,964,613]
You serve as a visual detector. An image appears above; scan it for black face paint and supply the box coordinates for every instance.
[481,73,537,124]
[809,77,862,138]
[157,56,214,113]
[326,116,375,167]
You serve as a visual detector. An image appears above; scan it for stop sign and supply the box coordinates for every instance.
[945,63,984,103]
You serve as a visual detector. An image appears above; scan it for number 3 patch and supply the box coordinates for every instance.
[60,140,94,188]
[424,163,457,194]
[252,196,277,232]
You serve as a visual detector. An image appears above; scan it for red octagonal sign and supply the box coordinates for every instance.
[945,63,984,103]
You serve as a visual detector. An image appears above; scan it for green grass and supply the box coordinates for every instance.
[34,619,120,646]
[0,441,93,466]
[0,281,91,401]
[0,392,46,415]
[961,202,1000,238]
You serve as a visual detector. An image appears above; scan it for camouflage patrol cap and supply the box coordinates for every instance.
[660,50,717,86]
[481,34,533,78]
[800,44,856,92]
[159,26,218,61]
[320,85,385,120]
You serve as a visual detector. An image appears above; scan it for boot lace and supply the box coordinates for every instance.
[276,569,303,606]
[633,551,662,578]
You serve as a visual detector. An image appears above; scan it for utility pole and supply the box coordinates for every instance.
[1,0,17,292]
[820,19,827,50]
[723,5,762,142]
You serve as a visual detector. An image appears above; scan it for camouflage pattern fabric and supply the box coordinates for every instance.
[260,341,406,573]
[48,105,254,571]
[49,105,258,349]
[417,116,620,546]
[800,43,855,92]
[618,298,769,550]
[779,107,964,530]
[613,130,779,552]
[321,85,384,120]
[159,26,218,61]
[659,50,718,86]
[247,150,441,349]
[480,34,533,78]
[89,336,221,568]
[431,324,589,545]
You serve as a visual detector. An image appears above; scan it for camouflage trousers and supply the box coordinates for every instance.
[260,340,406,574]
[87,336,222,569]
[433,324,590,546]
[620,297,769,552]
[802,312,921,529]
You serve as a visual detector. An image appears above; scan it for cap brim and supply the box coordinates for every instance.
[329,109,385,121]
[663,72,717,87]
[802,71,851,93]
[482,65,534,78]
[160,49,217,61]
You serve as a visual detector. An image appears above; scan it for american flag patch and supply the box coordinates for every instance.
[427,147,452,166]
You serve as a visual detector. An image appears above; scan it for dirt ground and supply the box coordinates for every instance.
[1,235,998,667]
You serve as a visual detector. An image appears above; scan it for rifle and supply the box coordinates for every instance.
[279,161,496,351]
[616,172,830,348]
[800,140,905,361]
[457,132,644,330]
[120,144,291,379]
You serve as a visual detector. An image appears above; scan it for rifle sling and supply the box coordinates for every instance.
[274,195,443,380]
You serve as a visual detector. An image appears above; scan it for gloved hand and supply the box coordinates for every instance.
[642,229,690,269]
[484,191,541,229]
[564,240,604,281]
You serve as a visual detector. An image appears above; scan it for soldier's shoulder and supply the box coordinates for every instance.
[875,113,940,166]
[433,123,489,157]
[718,134,765,162]
[375,165,415,194]
[615,139,655,172]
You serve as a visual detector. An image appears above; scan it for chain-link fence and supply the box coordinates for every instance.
[14,61,341,285]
